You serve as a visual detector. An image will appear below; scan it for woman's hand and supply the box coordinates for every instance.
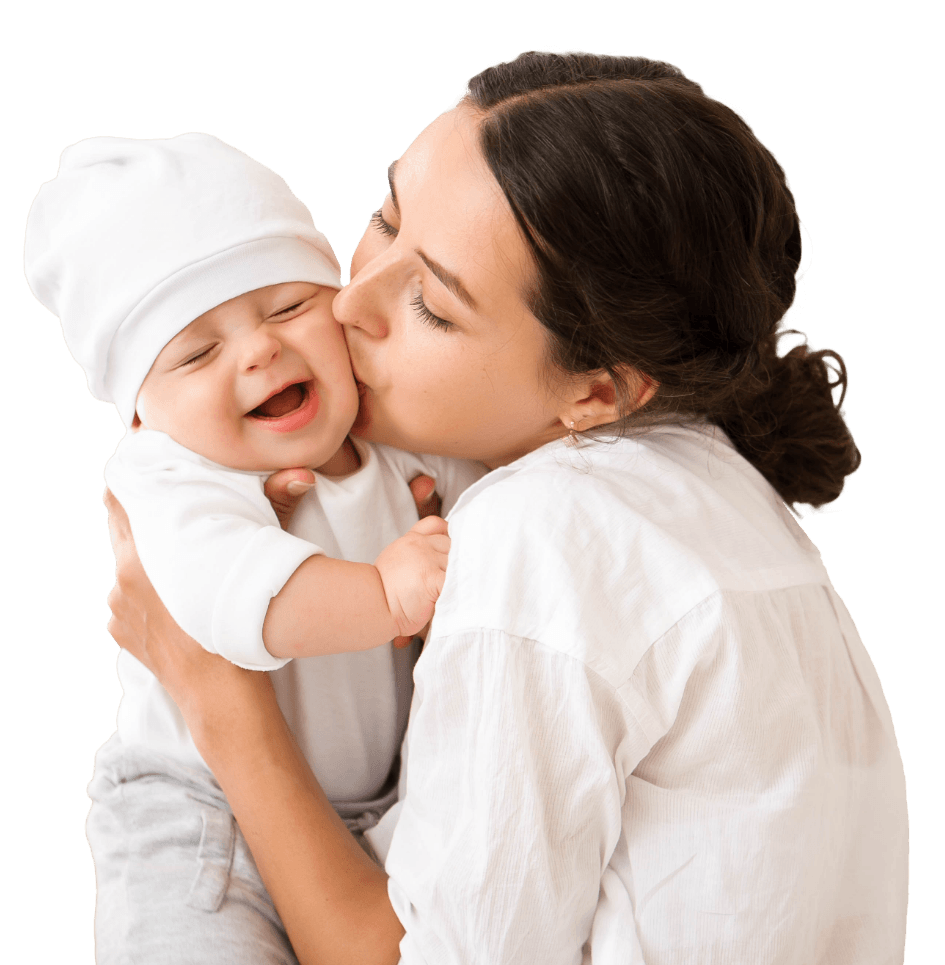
[263,469,441,530]
[104,488,255,721]
[104,487,403,965]
[263,468,318,529]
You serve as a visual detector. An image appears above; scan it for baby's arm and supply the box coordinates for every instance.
[262,516,450,659]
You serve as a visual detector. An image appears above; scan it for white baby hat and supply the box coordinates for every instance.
[25,133,342,425]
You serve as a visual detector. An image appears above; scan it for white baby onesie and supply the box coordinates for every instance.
[106,430,486,805]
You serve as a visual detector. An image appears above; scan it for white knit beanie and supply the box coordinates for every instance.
[25,133,342,426]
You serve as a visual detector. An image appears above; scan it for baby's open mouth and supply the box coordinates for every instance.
[249,381,311,419]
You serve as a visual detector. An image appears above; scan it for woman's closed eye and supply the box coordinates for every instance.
[411,290,453,331]
[370,208,398,238]
[369,205,453,331]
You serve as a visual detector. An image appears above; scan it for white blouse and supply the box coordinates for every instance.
[367,424,908,965]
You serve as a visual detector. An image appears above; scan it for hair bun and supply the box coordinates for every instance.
[718,337,861,507]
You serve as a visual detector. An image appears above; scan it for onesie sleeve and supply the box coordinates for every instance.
[384,630,637,965]
[105,431,323,670]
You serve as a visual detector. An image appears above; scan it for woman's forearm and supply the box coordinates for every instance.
[185,670,405,965]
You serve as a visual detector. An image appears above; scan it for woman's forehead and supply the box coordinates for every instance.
[398,107,497,219]
[395,105,534,306]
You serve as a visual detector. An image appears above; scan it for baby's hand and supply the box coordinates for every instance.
[375,517,451,638]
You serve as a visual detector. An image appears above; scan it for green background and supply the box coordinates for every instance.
[0,0,943,965]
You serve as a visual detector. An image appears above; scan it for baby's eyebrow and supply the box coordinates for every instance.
[163,328,208,363]
[168,329,198,350]
[267,286,321,318]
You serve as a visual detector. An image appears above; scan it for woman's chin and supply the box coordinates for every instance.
[350,406,409,450]
[349,391,432,452]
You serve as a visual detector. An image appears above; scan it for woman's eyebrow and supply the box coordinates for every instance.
[417,251,477,310]
[388,160,478,310]
[387,162,400,214]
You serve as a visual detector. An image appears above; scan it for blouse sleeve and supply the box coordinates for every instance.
[384,628,641,965]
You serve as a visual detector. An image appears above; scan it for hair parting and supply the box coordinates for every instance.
[465,51,859,507]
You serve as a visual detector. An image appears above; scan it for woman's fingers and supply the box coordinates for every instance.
[104,488,172,670]
[264,469,316,529]
[263,470,437,529]
[103,489,148,592]
[107,556,162,649]
[104,496,223,700]
[409,474,442,519]
[104,487,134,554]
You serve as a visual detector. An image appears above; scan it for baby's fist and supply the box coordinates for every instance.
[375,517,451,638]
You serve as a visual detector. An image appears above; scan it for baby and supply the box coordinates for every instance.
[26,134,485,962]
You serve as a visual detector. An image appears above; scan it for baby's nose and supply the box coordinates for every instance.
[243,329,282,370]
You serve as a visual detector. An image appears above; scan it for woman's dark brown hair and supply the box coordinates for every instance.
[466,52,860,508]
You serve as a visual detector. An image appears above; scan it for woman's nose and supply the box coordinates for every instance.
[242,328,281,370]
[333,255,394,340]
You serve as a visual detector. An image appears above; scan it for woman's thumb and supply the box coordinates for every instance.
[264,468,316,529]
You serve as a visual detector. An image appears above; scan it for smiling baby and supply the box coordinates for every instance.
[25,134,485,959]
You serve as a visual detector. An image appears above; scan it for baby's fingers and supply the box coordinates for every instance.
[408,515,449,537]
[427,559,448,599]
[425,534,452,561]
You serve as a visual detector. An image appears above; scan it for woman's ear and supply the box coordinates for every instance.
[560,367,658,432]
[628,368,659,412]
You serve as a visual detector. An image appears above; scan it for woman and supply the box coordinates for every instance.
[106,52,908,964]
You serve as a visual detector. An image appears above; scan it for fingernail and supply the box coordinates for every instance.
[286,480,316,496]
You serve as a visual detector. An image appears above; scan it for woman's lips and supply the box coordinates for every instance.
[246,380,320,433]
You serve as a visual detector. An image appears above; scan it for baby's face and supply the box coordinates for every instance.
[136,282,359,471]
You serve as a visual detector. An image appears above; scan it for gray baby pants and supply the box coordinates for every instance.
[87,734,389,964]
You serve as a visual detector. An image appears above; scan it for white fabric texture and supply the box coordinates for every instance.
[105,429,319,671]
[367,424,908,965]
[109,432,486,804]
[25,134,341,425]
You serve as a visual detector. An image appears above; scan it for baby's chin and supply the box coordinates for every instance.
[312,436,361,476]
[162,437,341,476]
[148,403,359,472]
[243,429,359,476]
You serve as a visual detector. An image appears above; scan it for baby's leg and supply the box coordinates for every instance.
[87,735,298,965]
